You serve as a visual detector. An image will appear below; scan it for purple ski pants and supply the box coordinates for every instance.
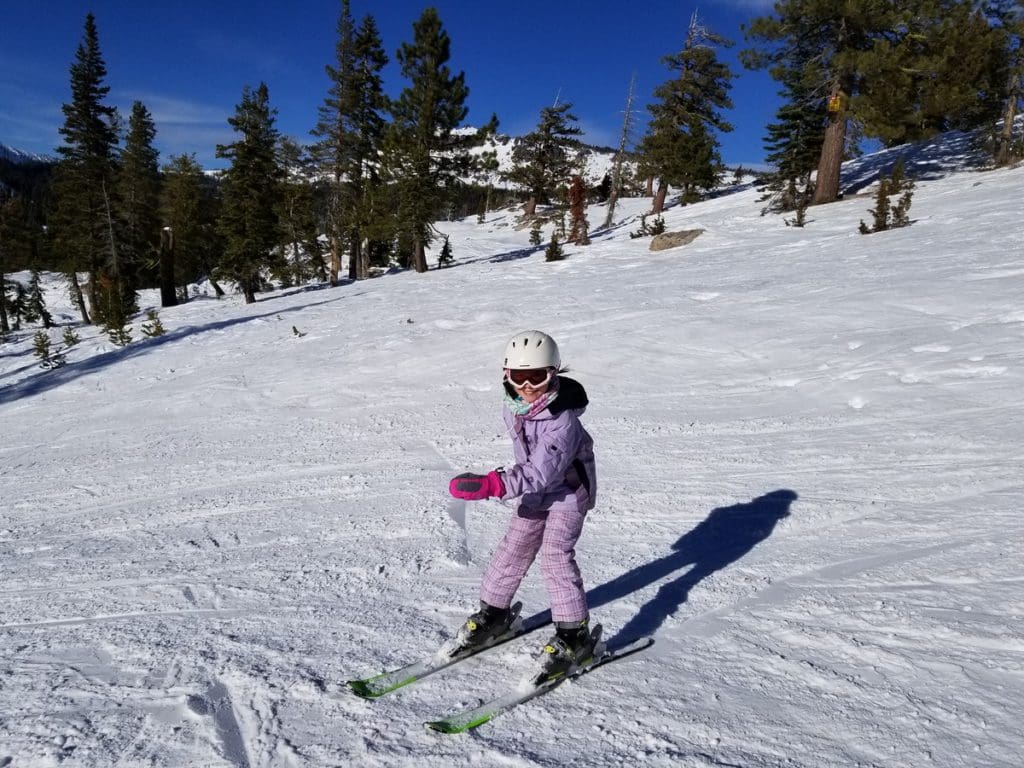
[479,503,588,623]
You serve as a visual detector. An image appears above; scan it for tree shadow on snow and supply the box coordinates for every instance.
[0,294,350,405]
[521,489,797,651]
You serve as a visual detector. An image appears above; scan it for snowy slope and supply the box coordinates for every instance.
[1,140,1023,767]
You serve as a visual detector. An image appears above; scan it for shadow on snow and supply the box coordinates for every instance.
[521,489,797,651]
[0,292,350,405]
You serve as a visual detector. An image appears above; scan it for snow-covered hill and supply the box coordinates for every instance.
[1,135,1022,767]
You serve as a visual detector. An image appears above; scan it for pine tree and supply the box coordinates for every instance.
[276,138,324,286]
[107,322,132,347]
[545,234,565,262]
[387,8,495,272]
[63,326,81,347]
[471,144,500,223]
[745,1,1006,204]
[313,0,357,285]
[5,280,29,331]
[437,236,453,267]
[51,13,127,325]
[159,156,189,303]
[348,15,391,280]
[744,2,905,205]
[504,101,583,217]
[639,13,735,213]
[33,330,65,369]
[161,153,221,301]
[0,194,32,334]
[141,309,165,337]
[119,101,161,292]
[742,30,826,214]
[25,269,53,328]
[216,83,283,303]
[856,1,1007,146]
[311,1,389,283]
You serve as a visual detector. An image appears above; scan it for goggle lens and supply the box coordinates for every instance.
[507,368,552,388]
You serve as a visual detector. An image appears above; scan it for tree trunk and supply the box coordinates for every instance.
[645,176,654,197]
[328,234,342,286]
[604,74,636,230]
[348,235,358,281]
[359,238,370,280]
[66,271,89,323]
[159,228,177,307]
[603,188,620,230]
[524,196,537,216]
[995,76,1020,166]
[0,272,9,333]
[311,238,327,282]
[652,180,668,214]
[292,238,303,285]
[412,238,428,273]
[85,270,97,321]
[812,86,847,205]
[242,275,256,304]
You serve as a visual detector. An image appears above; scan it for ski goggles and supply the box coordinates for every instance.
[505,368,554,389]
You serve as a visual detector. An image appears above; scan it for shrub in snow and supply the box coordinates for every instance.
[107,324,132,347]
[437,237,453,268]
[62,327,81,347]
[141,310,165,338]
[33,331,65,369]
[545,234,565,262]
[630,214,666,239]
[860,158,915,234]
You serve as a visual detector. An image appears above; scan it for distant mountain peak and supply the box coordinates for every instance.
[0,143,56,165]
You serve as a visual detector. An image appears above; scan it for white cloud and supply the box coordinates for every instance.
[119,93,228,127]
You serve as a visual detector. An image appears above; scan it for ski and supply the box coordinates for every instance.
[347,602,535,699]
[425,633,654,734]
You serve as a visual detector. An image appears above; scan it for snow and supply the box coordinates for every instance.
[0,143,55,165]
[2,137,1023,767]
[460,128,623,189]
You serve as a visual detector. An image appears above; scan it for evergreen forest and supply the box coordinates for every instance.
[1,1,1022,341]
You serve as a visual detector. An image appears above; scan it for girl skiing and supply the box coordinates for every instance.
[448,330,598,679]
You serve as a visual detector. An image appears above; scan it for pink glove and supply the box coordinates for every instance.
[449,471,505,501]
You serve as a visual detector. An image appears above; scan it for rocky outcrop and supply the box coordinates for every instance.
[649,229,704,251]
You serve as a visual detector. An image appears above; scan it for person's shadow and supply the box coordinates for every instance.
[522,489,797,649]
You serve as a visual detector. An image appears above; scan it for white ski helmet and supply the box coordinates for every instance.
[503,330,560,370]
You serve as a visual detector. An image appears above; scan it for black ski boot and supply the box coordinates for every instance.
[532,618,602,684]
[447,601,521,657]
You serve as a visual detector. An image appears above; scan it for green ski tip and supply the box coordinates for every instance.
[347,675,416,699]
[425,713,494,734]
[347,680,378,698]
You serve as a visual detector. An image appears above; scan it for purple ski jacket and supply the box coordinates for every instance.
[499,376,597,513]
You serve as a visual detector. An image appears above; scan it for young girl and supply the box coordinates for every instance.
[448,330,598,678]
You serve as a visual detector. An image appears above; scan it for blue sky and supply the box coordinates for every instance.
[0,0,781,169]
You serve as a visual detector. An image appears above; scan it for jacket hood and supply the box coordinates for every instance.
[548,375,588,415]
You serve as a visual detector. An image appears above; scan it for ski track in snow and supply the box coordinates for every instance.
[1,148,1023,766]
